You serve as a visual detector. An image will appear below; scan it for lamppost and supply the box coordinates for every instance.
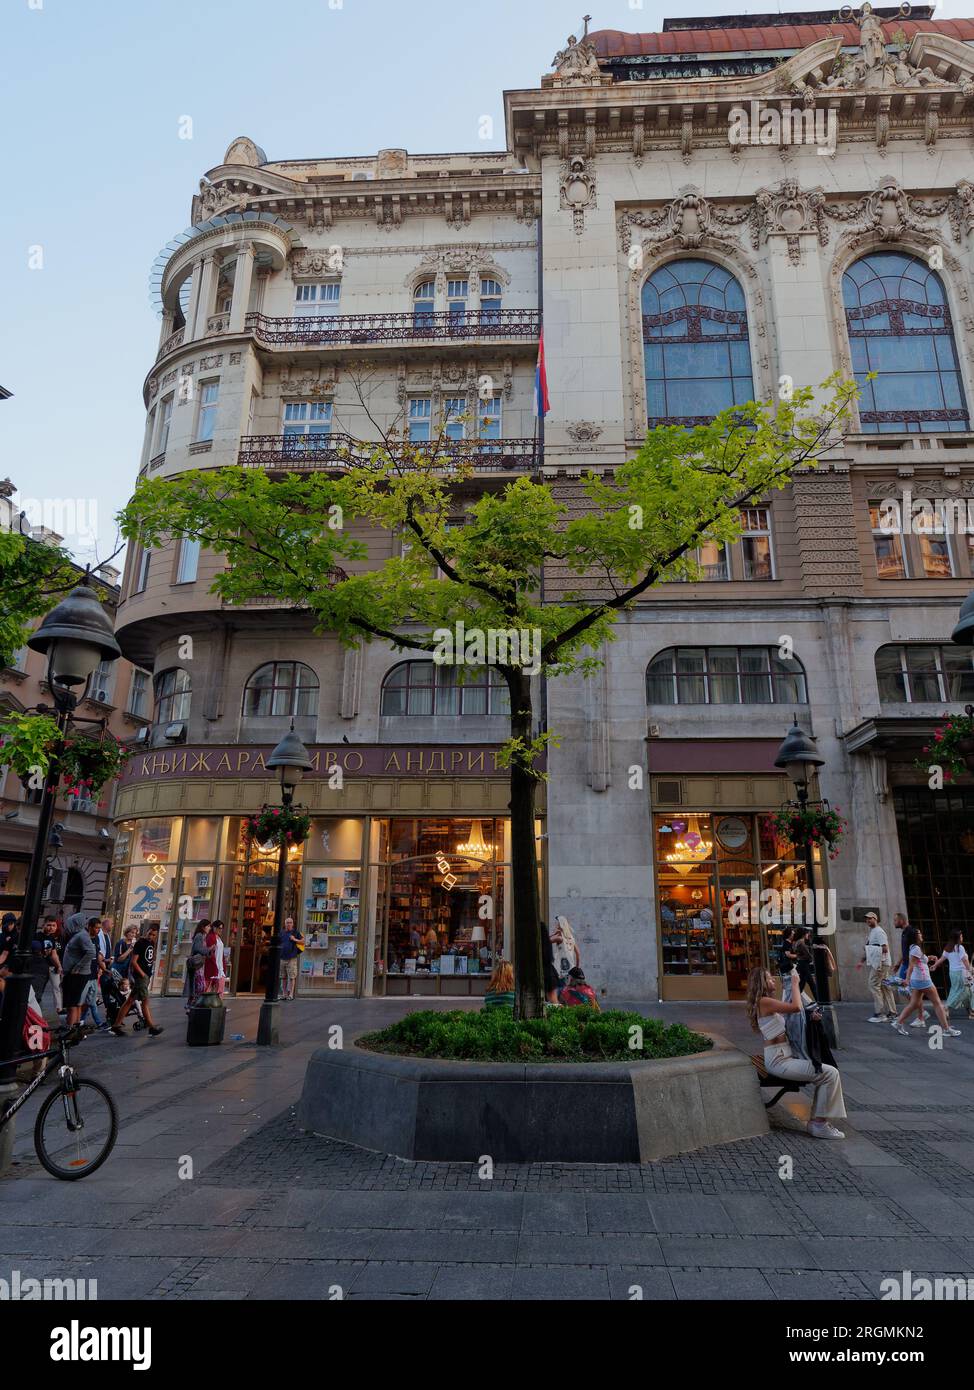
[256,725,312,1046]
[773,719,835,1022]
[0,582,121,1086]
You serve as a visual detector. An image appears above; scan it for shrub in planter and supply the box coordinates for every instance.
[766,803,847,861]
[357,1007,712,1063]
[917,711,974,783]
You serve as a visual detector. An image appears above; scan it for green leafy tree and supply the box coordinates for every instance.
[0,528,81,670]
[120,377,856,1017]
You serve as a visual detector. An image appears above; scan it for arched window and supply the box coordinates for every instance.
[480,277,502,324]
[413,280,435,326]
[242,662,319,719]
[647,646,807,706]
[154,668,191,724]
[843,252,969,432]
[875,643,974,704]
[381,661,510,716]
[642,259,754,426]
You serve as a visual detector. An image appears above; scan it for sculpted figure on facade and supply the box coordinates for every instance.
[752,179,828,264]
[560,156,597,234]
[547,33,605,86]
[821,4,952,90]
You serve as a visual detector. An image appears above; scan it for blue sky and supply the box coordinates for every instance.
[1,0,965,563]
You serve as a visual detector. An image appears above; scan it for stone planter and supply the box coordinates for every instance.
[297,1031,768,1163]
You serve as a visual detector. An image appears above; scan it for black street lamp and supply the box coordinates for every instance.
[0,581,121,1085]
[773,719,834,1015]
[256,725,312,1046]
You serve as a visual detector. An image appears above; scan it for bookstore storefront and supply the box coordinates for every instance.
[109,744,541,998]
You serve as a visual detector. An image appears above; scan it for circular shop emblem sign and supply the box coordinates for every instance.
[716,815,750,852]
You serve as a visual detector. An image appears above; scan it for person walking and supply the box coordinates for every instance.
[43,918,64,1014]
[203,919,222,995]
[548,917,580,994]
[934,930,974,1021]
[891,927,960,1038]
[893,922,928,1028]
[857,910,897,1022]
[28,922,60,1014]
[278,917,304,1001]
[111,926,163,1036]
[60,920,100,1028]
[747,964,846,1139]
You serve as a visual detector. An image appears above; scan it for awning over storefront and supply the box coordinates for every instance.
[843,717,947,755]
[645,738,784,774]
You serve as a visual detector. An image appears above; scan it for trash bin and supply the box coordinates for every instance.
[186,991,227,1046]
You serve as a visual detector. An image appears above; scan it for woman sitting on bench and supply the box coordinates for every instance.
[746,964,847,1141]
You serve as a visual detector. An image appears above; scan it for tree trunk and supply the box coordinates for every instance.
[506,668,544,1019]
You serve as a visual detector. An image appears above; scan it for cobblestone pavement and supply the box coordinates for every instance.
[1,997,973,1300]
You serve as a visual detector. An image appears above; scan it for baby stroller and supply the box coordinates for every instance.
[101,968,147,1030]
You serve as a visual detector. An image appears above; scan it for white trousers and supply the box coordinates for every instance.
[764,1044,847,1121]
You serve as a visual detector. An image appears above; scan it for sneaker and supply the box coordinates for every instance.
[891,1024,910,1036]
[945,1027,962,1037]
[867,1015,888,1023]
[148,1026,164,1037]
[910,1018,926,1028]
[110,1025,127,1037]
[808,1121,845,1139]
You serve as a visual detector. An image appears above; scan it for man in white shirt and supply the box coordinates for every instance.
[857,911,896,1021]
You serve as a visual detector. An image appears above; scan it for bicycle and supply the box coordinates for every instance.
[0,1025,118,1180]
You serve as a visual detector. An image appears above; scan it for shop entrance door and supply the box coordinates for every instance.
[230,858,301,994]
[719,865,763,999]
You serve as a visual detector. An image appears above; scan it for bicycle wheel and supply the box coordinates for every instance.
[34,1076,118,1180]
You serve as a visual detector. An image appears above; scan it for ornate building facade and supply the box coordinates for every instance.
[114,7,974,1003]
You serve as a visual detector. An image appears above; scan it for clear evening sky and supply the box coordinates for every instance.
[1,0,963,563]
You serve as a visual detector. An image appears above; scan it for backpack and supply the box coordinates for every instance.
[23,1005,52,1055]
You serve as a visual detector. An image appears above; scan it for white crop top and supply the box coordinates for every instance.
[758,1008,788,1042]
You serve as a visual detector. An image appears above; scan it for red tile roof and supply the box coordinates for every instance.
[589,19,974,57]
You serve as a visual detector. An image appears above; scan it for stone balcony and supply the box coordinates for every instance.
[238,433,539,474]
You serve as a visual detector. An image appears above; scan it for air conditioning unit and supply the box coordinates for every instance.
[92,689,110,703]
[134,726,151,745]
[164,721,187,743]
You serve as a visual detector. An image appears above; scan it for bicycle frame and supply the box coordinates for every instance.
[0,1035,75,1128]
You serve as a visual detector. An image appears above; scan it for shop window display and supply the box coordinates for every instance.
[655,813,809,999]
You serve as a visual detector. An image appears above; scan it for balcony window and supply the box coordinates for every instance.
[408,397,432,443]
[413,281,435,327]
[154,668,191,724]
[282,401,332,450]
[127,670,150,719]
[294,282,341,317]
[918,505,955,578]
[647,646,807,706]
[380,661,510,716]
[477,395,502,441]
[480,278,502,322]
[875,643,974,704]
[196,381,219,442]
[243,661,319,719]
[447,279,468,321]
[740,507,775,580]
[444,397,466,442]
[175,537,200,584]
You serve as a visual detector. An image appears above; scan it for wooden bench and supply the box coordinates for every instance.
[750,1054,804,1110]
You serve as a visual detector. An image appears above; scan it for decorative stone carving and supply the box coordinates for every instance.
[405,246,511,287]
[751,179,828,264]
[223,136,267,167]
[566,422,603,443]
[949,181,974,242]
[618,190,748,255]
[279,364,338,397]
[291,249,343,278]
[197,180,242,221]
[375,148,408,178]
[198,355,223,370]
[823,176,947,242]
[560,156,597,235]
[396,361,407,405]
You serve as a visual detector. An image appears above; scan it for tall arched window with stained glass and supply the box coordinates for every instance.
[641,259,754,427]
[842,252,969,433]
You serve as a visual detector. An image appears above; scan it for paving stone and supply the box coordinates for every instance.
[510,1265,611,1300]
[669,1267,774,1299]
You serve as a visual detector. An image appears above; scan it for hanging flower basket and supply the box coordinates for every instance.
[246,803,311,849]
[766,803,848,861]
[917,711,974,783]
[59,731,132,797]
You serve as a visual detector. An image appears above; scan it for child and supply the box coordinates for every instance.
[557,966,600,1010]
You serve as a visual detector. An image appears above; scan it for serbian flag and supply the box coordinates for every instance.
[534,329,550,418]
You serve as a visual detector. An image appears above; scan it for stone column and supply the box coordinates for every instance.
[229,243,256,332]
[191,253,218,339]
[183,257,204,341]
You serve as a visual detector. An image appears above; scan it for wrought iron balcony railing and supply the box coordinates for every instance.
[238,433,539,473]
[244,308,540,347]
